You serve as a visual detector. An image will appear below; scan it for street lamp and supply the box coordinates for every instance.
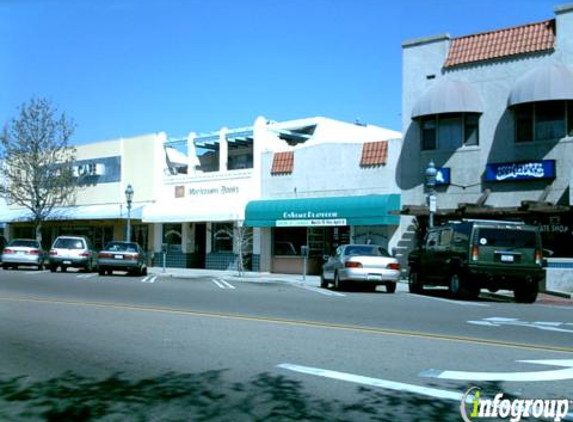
[125,184,134,241]
[424,161,437,228]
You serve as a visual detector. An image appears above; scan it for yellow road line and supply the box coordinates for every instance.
[1,296,572,354]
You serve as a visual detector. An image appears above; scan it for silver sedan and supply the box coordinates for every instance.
[321,244,401,292]
[1,239,46,270]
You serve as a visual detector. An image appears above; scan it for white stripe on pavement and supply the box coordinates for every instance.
[293,284,345,297]
[277,363,463,402]
[77,273,98,279]
[25,270,49,275]
[219,279,236,289]
[141,275,157,283]
[410,293,490,307]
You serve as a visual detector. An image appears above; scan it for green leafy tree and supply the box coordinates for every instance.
[0,98,77,243]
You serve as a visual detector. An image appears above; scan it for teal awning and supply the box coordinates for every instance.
[245,194,400,227]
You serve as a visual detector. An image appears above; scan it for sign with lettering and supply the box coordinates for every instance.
[435,167,450,186]
[484,160,556,182]
[277,219,347,227]
[188,185,240,196]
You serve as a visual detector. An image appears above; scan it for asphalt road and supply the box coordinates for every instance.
[1,267,572,421]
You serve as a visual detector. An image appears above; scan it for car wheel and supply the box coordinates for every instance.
[37,262,44,271]
[2,264,8,270]
[106,269,113,276]
[98,268,105,276]
[85,261,93,273]
[320,273,328,289]
[408,269,422,294]
[334,272,344,291]
[449,273,469,299]
[50,265,57,273]
[61,266,67,273]
[514,281,538,304]
[141,266,148,276]
[386,282,397,294]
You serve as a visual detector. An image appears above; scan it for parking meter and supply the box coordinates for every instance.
[301,246,309,281]
[161,243,168,272]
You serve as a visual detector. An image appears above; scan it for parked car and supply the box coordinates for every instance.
[0,235,7,263]
[407,219,544,303]
[1,239,46,270]
[97,241,147,276]
[321,244,401,292]
[48,236,98,272]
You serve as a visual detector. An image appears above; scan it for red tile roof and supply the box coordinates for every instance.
[271,151,294,175]
[360,141,388,167]
[444,19,555,68]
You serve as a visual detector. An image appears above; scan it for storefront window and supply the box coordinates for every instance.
[273,227,306,256]
[163,223,182,253]
[212,222,233,252]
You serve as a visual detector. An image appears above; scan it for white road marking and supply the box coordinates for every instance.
[412,293,490,307]
[468,317,573,334]
[76,273,98,279]
[211,278,235,289]
[141,275,157,283]
[219,279,236,289]
[420,359,573,382]
[277,363,463,402]
[293,284,346,297]
[25,270,49,275]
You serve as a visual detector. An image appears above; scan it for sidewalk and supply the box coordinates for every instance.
[148,267,572,303]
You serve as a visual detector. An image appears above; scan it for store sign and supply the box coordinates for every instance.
[485,160,556,182]
[189,185,240,196]
[277,219,347,227]
[436,167,450,186]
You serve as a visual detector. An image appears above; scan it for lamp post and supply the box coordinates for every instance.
[424,161,437,228]
[125,184,134,241]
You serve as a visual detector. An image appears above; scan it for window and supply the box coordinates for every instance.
[439,229,453,247]
[515,101,571,142]
[163,223,182,253]
[421,113,479,150]
[273,227,306,256]
[212,222,233,253]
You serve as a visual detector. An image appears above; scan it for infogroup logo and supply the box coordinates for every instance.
[460,387,571,422]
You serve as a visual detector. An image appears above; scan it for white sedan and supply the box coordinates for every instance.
[321,244,401,292]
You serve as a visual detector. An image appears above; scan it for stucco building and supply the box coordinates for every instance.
[398,4,573,260]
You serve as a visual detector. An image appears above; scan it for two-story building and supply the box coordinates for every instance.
[399,4,573,260]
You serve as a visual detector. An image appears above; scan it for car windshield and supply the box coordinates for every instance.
[9,240,39,248]
[476,228,537,248]
[344,245,389,257]
[104,242,138,253]
[54,238,85,249]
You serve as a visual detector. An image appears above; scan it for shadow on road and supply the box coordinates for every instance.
[0,370,470,422]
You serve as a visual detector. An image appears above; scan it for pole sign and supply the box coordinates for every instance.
[484,160,556,182]
[435,167,450,186]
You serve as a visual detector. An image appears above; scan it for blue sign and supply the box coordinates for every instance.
[485,160,556,182]
[435,167,450,186]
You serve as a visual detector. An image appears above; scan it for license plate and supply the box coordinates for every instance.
[368,274,383,281]
[17,251,26,255]
[114,255,124,260]
[501,255,514,262]
[63,260,72,265]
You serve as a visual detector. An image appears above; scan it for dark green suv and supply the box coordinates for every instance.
[407,219,544,303]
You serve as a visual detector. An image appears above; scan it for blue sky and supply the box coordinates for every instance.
[0,0,560,144]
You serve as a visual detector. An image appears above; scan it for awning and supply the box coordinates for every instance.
[244,194,400,227]
[0,204,144,223]
[508,63,573,106]
[142,200,245,223]
[411,79,484,118]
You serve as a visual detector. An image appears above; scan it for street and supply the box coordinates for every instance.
[1,268,572,421]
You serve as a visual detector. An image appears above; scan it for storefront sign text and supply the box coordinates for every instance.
[282,211,339,219]
[277,218,347,227]
[485,160,556,182]
[189,186,240,196]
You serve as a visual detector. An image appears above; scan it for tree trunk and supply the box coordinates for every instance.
[35,221,43,245]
